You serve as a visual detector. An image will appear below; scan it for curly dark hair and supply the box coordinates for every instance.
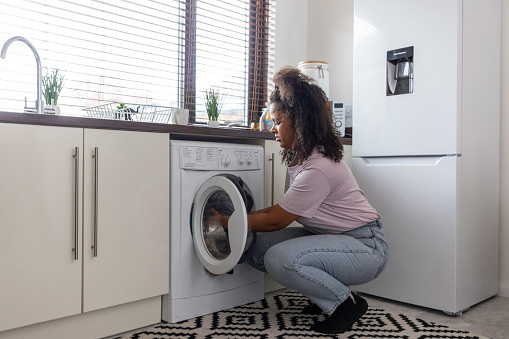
[269,66,343,165]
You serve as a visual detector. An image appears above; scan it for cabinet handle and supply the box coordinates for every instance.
[92,147,98,257]
[73,147,79,260]
[269,152,275,206]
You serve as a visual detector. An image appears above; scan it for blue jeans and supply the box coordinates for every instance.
[245,219,389,315]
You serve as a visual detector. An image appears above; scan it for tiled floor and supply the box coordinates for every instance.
[358,292,509,339]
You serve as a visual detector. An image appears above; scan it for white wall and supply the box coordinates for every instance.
[499,0,509,297]
[307,1,354,104]
[275,0,509,298]
[275,0,354,104]
[274,0,308,70]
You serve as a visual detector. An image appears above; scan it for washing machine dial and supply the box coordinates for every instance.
[220,155,231,168]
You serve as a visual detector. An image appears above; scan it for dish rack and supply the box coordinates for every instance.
[84,103,177,124]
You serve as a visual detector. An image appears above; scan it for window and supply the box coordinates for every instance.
[0,0,274,125]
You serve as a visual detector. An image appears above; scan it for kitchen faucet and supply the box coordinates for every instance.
[1,36,44,114]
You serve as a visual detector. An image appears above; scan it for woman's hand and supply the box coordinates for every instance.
[210,208,230,229]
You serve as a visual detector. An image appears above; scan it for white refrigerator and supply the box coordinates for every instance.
[352,0,501,315]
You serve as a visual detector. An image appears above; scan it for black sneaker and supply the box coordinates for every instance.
[302,302,322,315]
[310,292,368,334]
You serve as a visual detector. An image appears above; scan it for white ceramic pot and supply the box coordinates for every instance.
[207,120,220,127]
[171,108,189,125]
[297,60,330,98]
[44,105,60,115]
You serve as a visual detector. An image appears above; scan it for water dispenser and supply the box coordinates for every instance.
[387,46,414,96]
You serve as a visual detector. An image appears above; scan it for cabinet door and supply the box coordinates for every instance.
[82,129,169,312]
[263,140,287,207]
[0,124,82,331]
[263,140,293,293]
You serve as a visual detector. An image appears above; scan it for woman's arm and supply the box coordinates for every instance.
[248,205,275,215]
[211,204,299,232]
[247,204,299,232]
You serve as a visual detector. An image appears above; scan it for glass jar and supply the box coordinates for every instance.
[259,108,273,132]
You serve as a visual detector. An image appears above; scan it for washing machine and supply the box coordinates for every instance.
[162,140,265,323]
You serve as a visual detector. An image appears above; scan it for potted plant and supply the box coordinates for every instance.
[205,88,224,127]
[42,68,65,115]
[250,116,260,131]
[115,103,138,121]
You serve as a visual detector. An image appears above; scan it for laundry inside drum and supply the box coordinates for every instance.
[202,189,233,260]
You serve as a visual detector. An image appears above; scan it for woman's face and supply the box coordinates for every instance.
[269,103,295,149]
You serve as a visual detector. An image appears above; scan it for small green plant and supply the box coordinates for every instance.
[204,88,224,121]
[42,68,65,106]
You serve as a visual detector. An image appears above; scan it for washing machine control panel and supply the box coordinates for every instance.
[180,146,261,170]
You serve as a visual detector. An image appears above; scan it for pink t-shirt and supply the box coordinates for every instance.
[278,149,380,234]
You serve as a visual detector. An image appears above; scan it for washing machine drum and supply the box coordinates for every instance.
[192,174,256,275]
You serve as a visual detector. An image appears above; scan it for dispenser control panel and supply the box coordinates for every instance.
[180,146,261,171]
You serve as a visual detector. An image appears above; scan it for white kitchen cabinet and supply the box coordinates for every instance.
[263,139,289,293]
[0,124,169,332]
[263,140,287,207]
[82,129,169,312]
[0,123,83,332]
[343,144,352,169]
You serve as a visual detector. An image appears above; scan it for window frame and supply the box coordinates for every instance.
[181,0,270,125]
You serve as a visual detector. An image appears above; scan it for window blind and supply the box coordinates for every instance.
[0,0,274,125]
[180,0,274,124]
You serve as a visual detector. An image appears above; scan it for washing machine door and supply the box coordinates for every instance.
[192,175,251,275]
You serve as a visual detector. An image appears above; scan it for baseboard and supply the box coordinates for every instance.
[0,297,161,339]
[499,281,509,297]
[163,280,264,323]
[264,273,285,293]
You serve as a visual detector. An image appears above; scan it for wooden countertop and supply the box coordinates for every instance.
[0,111,352,145]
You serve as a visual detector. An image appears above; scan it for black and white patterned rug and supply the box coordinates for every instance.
[112,290,488,338]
